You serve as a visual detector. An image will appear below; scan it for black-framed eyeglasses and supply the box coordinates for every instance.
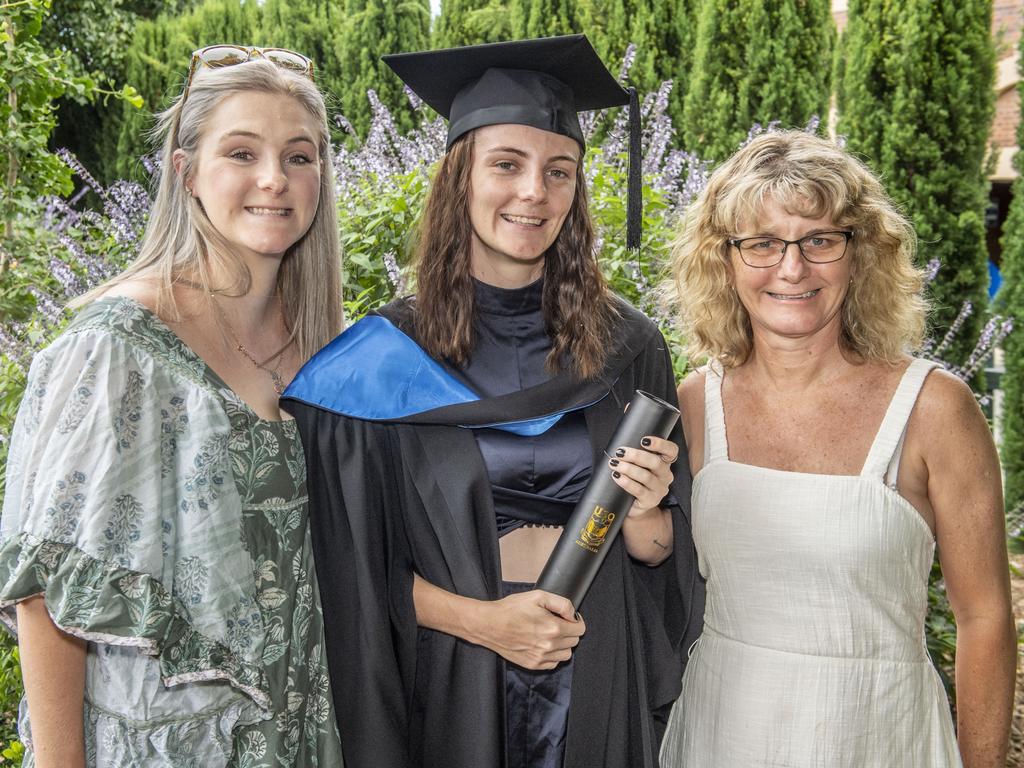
[728,231,854,268]
[182,45,315,102]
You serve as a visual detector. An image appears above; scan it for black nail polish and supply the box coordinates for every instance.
[614,448,626,457]
[641,437,652,447]
[609,459,619,467]
[612,470,621,479]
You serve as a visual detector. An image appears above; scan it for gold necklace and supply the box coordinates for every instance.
[234,339,287,395]
[211,294,291,395]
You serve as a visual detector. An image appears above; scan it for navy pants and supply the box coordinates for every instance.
[502,581,575,768]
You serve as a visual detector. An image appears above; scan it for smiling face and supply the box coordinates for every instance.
[730,196,853,347]
[178,91,321,266]
[467,123,580,287]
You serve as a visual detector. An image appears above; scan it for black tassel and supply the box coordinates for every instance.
[626,86,642,251]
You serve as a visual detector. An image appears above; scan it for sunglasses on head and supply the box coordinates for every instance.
[182,45,315,102]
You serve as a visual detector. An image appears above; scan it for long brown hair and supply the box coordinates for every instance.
[412,131,618,380]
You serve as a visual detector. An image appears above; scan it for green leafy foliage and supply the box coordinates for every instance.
[0,638,22,765]
[681,0,833,160]
[43,0,194,184]
[837,0,995,363]
[926,561,958,700]
[0,0,140,294]
[2,2,77,252]
[996,25,1024,515]
[338,166,431,318]
[256,0,347,117]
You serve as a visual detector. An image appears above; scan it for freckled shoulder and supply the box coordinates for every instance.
[905,366,995,469]
[910,366,986,434]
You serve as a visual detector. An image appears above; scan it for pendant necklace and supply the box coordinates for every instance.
[211,294,291,395]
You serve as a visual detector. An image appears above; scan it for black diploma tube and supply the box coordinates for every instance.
[535,390,680,609]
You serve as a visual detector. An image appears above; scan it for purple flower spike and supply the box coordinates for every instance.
[57,149,107,201]
[382,251,407,295]
[618,44,637,85]
[404,85,423,111]
[50,255,86,298]
[929,300,974,359]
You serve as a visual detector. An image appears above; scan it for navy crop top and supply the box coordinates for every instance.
[459,278,592,536]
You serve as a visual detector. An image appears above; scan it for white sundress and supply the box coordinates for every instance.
[660,358,962,768]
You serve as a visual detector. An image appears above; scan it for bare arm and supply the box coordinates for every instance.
[677,371,707,479]
[616,436,679,565]
[413,575,585,670]
[918,374,1015,768]
[621,505,674,565]
[16,596,87,768]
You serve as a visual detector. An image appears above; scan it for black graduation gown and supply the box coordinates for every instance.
[283,296,705,768]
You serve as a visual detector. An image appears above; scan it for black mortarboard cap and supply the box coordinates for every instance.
[382,35,644,250]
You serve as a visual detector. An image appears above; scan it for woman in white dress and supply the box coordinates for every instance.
[660,131,1015,767]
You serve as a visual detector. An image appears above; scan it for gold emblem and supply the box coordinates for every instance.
[575,504,616,553]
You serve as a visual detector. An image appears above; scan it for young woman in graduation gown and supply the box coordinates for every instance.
[283,36,704,768]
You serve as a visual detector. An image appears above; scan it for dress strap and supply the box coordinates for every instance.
[703,361,730,465]
[860,359,941,481]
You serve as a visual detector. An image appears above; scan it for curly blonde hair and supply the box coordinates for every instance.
[666,130,928,367]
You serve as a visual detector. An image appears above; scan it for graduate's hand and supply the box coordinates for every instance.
[609,436,678,517]
[475,589,585,671]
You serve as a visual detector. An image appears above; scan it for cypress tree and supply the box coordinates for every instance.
[507,0,578,39]
[681,0,833,161]
[581,0,693,86]
[576,0,630,66]
[995,33,1024,513]
[574,0,696,128]
[838,0,995,363]
[258,0,345,110]
[335,0,430,136]
[434,0,510,48]
[660,0,698,131]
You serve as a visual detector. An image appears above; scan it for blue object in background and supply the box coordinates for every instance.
[990,259,1002,299]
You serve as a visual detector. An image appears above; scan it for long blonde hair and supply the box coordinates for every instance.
[667,130,927,367]
[76,59,342,360]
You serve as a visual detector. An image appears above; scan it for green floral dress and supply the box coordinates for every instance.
[0,297,344,767]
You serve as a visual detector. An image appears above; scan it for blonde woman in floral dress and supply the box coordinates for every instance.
[0,49,344,767]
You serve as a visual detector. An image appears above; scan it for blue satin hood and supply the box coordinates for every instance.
[282,315,575,436]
